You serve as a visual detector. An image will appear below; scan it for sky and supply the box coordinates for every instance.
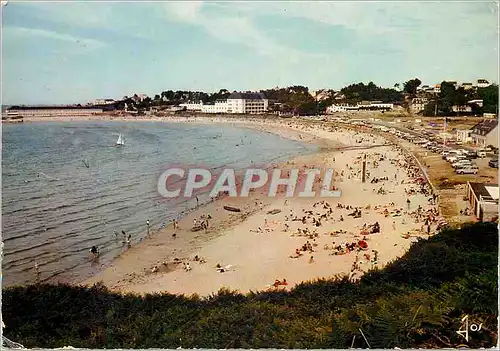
[2,1,499,105]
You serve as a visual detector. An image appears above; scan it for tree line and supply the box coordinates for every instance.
[111,79,497,117]
[422,82,499,116]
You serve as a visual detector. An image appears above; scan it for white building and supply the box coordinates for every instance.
[434,84,441,93]
[456,129,473,144]
[465,182,499,221]
[200,100,229,114]
[226,92,269,114]
[477,79,490,88]
[196,92,268,114]
[357,102,394,110]
[326,101,393,113]
[461,82,474,90]
[326,103,358,113]
[94,98,115,105]
[470,119,498,148]
[468,99,484,107]
[452,105,472,113]
[179,101,204,111]
[410,98,428,114]
[6,107,103,117]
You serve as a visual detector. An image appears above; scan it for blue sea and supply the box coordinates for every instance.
[1,121,316,286]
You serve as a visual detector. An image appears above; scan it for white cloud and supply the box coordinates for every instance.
[164,1,203,23]
[162,2,327,62]
[5,27,105,53]
[20,2,112,29]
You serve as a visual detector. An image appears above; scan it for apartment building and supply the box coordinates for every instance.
[226,92,269,114]
[200,100,229,114]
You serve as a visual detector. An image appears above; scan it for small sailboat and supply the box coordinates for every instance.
[116,133,125,146]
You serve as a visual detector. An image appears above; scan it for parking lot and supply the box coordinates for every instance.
[348,119,498,222]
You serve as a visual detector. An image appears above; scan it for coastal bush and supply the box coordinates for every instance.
[2,222,497,349]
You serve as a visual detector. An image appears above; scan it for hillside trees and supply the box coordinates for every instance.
[403,78,422,95]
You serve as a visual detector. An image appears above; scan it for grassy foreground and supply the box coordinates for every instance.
[2,222,498,349]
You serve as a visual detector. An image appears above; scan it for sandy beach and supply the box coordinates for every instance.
[81,117,441,296]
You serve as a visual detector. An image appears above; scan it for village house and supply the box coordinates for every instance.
[465,182,499,221]
[468,99,484,107]
[410,97,428,114]
[456,129,473,144]
[477,79,490,88]
[470,119,498,148]
[461,82,474,90]
[452,105,472,113]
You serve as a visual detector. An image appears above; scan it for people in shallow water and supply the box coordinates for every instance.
[89,246,99,255]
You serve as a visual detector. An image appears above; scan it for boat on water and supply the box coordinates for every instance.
[116,134,125,146]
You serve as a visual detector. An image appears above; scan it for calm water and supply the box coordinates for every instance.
[1,121,316,286]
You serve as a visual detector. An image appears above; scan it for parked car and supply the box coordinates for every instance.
[489,159,499,168]
[463,152,478,159]
[452,160,473,168]
[455,166,479,174]
[477,151,487,158]
[447,155,467,162]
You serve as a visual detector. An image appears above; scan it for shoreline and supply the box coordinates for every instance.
[81,118,342,292]
[81,117,441,296]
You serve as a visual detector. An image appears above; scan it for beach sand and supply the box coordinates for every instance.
[83,118,438,296]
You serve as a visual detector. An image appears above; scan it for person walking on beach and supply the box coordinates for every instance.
[34,261,40,283]
[146,220,150,235]
[406,198,411,210]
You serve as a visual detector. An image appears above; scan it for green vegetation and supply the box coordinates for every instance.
[262,86,318,115]
[423,82,499,116]
[340,82,403,104]
[115,83,407,115]
[3,222,497,349]
[403,78,422,96]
